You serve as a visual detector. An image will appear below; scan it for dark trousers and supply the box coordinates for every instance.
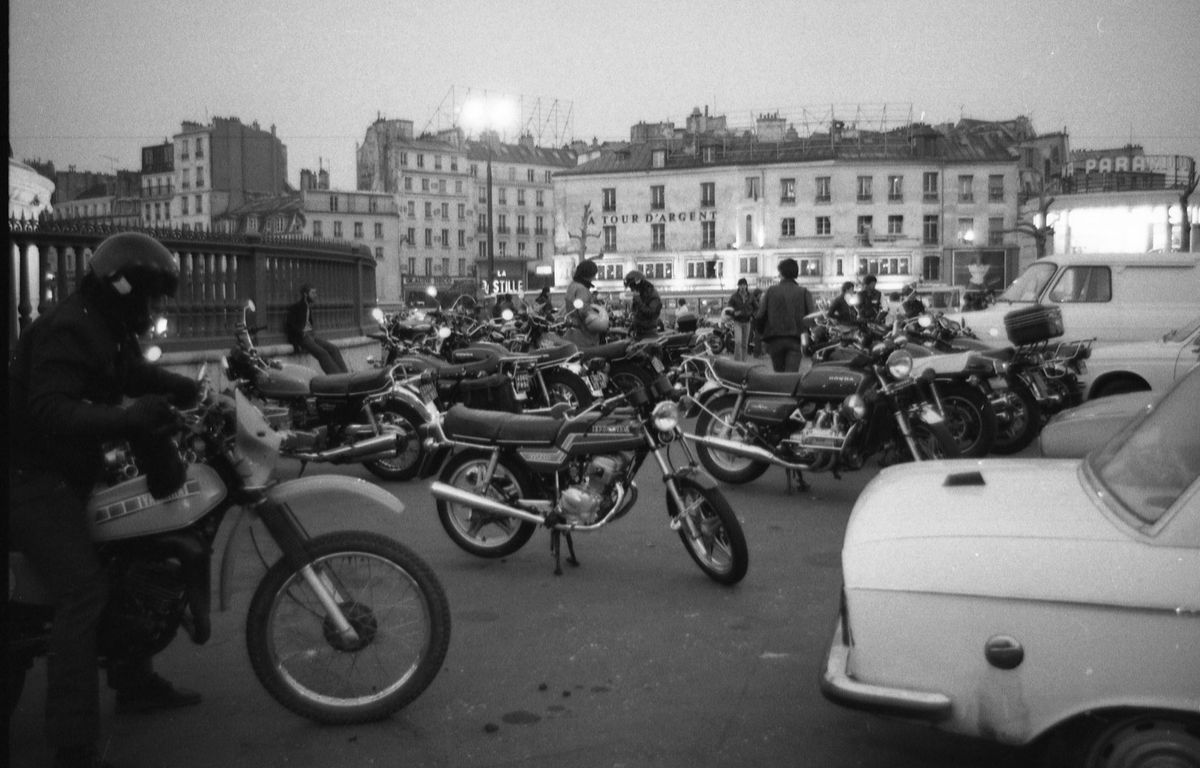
[9,469,107,749]
[299,332,348,374]
[764,336,805,373]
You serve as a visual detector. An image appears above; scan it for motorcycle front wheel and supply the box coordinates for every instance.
[900,419,962,461]
[668,478,748,585]
[934,381,997,458]
[989,378,1042,455]
[435,451,537,558]
[246,532,451,724]
[363,402,425,481]
[693,394,770,484]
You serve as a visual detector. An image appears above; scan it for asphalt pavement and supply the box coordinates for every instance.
[9,432,1037,768]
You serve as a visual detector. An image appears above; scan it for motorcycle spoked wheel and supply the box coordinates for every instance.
[607,361,654,398]
[667,478,748,585]
[989,379,1042,455]
[434,451,537,558]
[897,419,962,462]
[693,394,771,485]
[934,381,997,458]
[363,401,425,482]
[246,532,451,724]
[540,369,594,412]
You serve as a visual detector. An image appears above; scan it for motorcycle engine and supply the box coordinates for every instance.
[782,405,856,468]
[558,455,627,525]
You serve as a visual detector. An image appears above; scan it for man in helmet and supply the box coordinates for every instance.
[8,232,204,768]
[623,270,662,339]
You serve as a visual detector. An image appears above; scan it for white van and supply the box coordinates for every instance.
[956,252,1200,346]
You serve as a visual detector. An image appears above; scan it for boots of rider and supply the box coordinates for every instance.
[108,657,201,714]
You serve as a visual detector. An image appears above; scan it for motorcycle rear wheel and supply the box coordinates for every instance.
[669,478,748,585]
[246,532,450,724]
[435,451,537,558]
[607,361,654,398]
[990,379,1042,455]
[693,395,771,485]
[935,381,997,458]
[363,402,425,481]
[541,369,594,412]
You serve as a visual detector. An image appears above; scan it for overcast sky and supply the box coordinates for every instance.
[10,0,1200,191]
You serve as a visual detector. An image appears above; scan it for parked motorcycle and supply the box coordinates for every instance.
[424,374,748,584]
[683,335,960,488]
[8,372,451,724]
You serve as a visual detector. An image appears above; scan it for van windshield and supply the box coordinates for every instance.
[998,262,1057,303]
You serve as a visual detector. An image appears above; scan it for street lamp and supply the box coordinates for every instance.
[462,95,517,295]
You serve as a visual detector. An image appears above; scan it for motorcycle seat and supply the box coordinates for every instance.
[310,368,394,397]
[442,404,561,445]
[393,354,501,379]
[745,367,804,395]
[530,343,578,365]
[579,340,632,362]
[712,358,766,386]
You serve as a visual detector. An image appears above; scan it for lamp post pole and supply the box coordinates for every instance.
[486,135,495,295]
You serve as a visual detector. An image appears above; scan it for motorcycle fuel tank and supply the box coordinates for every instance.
[797,367,869,400]
[88,464,227,542]
[256,362,317,398]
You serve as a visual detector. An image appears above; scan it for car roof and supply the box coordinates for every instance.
[1031,252,1200,268]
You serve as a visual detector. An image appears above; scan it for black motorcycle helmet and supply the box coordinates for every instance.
[88,232,180,333]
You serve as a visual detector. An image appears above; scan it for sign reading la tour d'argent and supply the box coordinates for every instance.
[594,210,717,226]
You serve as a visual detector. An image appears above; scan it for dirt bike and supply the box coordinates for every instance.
[224,302,434,481]
[683,335,960,489]
[7,371,451,724]
[423,373,749,584]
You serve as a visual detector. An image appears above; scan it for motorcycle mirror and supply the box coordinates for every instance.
[371,307,385,323]
[438,326,452,339]
[501,309,514,321]
[145,345,163,362]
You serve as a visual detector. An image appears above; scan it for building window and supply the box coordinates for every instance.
[369,197,379,213]
[195,137,204,158]
[923,172,939,202]
[780,178,796,203]
[498,188,507,205]
[518,242,527,258]
[602,188,616,212]
[451,157,458,172]
[603,225,617,251]
[701,146,716,163]
[651,185,665,210]
[517,188,526,206]
[857,176,873,202]
[181,197,188,215]
[535,215,545,235]
[313,220,322,237]
[598,263,624,281]
[815,176,831,203]
[517,214,527,234]
[738,255,759,274]
[442,257,449,274]
[652,149,666,168]
[859,256,911,276]
[438,179,446,194]
[458,258,466,274]
[399,152,409,167]
[424,202,432,218]
[195,167,204,188]
[424,257,432,274]
[424,228,432,246]
[923,214,939,244]
[701,182,715,207]
[470,163,478,178]
[195,195,202,214]
[478,241,486,260]
[637,262,673,280]
[545,171,552,183]
[989,175,1005,202]
[181,169,190,190]
[375,247,383,259]
[333,221,342,238]
[701,220,716,247]
[498,241,508,257]
[536,242,544,260]
[354,222,364,238]
[478,186,487,204]
[407,257,415,275]
[744,215,753,243]
[404,177,413,191]
[958,175,974,203]
[888,215,904,235]
[989,216,1005,246]
[478,213,487,232]
[497,214,508,234]
[441,229,449,248]
[527,168,535,182]
[857,215,873,236]
[957,217,975,244]
[421,178,430,192]
[330,195,340,212]
[458,203,466,220]
[922,254,941,281]
[441,202,449,219]
[781,218,796,237]
[458,230,466,248]
[507,167,516,181]
[406,227,415,245]
[745,177,760,200]
[651,223,666,250]
[417,154,425,169]
[888,175,902,202]
[536,190,545,207]
[686,259,722,279]
[455,180,463,194]
[407,200,416,217]
[434,155,442,170]
[816,216,831,236]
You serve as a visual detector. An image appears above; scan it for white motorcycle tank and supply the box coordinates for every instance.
[87,464,227,542]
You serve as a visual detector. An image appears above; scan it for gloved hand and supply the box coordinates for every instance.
[124,395,179,440]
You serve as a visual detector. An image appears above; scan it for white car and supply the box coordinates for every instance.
[1083,315,1200,399]
[822,366,1200,765]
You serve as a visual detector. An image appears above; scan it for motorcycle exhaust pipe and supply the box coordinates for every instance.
[682,433,813,471]
[429,481,545,525]
[291,433,406,464]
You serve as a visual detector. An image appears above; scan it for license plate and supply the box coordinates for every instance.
[651,357,665,372]
[589,374,607,394]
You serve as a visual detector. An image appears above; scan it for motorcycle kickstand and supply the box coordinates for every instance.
[549,529,580,576]
[786,468,810,494]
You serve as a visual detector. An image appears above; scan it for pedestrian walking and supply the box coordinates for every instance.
[753,258,817,372]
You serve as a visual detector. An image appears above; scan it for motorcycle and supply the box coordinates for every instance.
[225,301,434,481]
[683,335,960,489]
[8,371,451,724]
[423,373,749,584]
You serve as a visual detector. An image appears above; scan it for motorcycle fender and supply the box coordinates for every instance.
[216,475,404,610]
[664,466,722,517]
[385,387,439,422]
[691,382,727,412]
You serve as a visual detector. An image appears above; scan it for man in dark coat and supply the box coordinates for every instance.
[623,270,662,339]
[754,258,817,372]
[285,284,348,374]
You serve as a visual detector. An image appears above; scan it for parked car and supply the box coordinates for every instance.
[1082,314,1200,399]
[822,365,1200,765]
[1039,391,1156,458]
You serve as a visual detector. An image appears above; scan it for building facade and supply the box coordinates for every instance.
[356,116,574,301]
[553,112,1031,303]
[139,141,175,227]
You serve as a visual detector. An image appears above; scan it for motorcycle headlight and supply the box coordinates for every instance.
[886,350,914,380]
[652,400,680,432]
[841,394,867,419]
